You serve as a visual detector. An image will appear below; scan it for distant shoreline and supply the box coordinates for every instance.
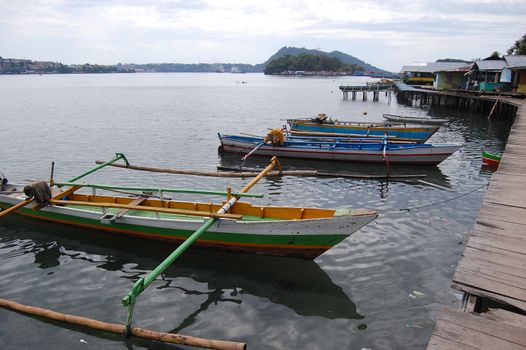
[0,71,391,78]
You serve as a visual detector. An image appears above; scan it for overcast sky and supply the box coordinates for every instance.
[1,0,525,72]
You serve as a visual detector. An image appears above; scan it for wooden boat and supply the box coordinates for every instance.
[287,116,439,143]
[382,113,449,125]
[482,150,501,167]
[218,134,461,165]
[0,156,377,260]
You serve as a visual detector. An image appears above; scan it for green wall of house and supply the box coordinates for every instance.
[434,72,466,90]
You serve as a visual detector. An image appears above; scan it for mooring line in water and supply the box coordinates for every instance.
[398,183,489,212]
[0,298,246,350]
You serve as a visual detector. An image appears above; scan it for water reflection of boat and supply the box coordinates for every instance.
[0,216,363,320]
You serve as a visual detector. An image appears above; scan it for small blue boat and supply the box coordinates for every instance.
[287,116,439,143]
[218,134,461,165]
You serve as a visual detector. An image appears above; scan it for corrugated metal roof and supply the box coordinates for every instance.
[441,64,473,72]
[474,60,507,71]
[400,62,468,73]
[400,62,466,73]
[504,55,526,68]
[401,56,526,73]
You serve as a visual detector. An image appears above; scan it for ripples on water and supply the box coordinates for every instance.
[0,73,512,349]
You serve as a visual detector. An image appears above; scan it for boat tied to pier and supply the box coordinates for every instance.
[219,133,461,165]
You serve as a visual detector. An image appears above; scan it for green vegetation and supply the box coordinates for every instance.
[436,58,470,63]
[264,54,364,75]
[508,33,526,55]
[488,51,501,59]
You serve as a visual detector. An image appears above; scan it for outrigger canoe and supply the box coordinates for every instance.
[0,155,377,260]
[287,116,439,143]
[219,134,461,165]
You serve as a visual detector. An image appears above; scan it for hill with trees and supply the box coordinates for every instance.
[263,53,364,75]
[263,47,390,74]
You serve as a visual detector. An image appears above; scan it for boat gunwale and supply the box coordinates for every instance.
[0,188,377,224]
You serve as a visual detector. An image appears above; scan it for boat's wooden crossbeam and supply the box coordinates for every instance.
[100,195,148,224]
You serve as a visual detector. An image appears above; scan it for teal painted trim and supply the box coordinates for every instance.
[291,124,434,140]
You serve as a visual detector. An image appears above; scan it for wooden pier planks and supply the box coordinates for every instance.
[452,100,526,311]
[428,308,526,350]
[427,100,526,349]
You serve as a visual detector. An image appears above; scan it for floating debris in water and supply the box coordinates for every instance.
[409,290,425,299]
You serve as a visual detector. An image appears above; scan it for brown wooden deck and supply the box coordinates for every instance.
[427,100,526,349]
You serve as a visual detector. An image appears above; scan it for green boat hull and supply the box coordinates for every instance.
[0,201,375,259]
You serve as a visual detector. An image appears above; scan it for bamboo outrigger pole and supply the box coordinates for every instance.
[65,153,130,184]
[0,298,245,350]
[121,156,281,337]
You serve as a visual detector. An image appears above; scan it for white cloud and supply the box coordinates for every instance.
[0,0,524,71]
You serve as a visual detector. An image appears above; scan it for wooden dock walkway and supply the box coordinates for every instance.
[427,99,526,349]
[394,82,519,118]
[339,83,392,101]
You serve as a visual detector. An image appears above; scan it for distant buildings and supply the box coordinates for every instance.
[400,55,526,94]
[400,62,468,86]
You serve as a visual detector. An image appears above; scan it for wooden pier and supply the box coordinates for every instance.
[394,82,519,119]
[339,84,392,102]
[427,99,526,349]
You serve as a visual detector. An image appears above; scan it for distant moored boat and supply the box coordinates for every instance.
[287,114,439,143]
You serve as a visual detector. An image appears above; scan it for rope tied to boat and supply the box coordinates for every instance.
[23,181,51,206]
[399,183,489,212]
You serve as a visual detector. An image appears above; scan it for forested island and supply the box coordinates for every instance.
[263,54,364,75]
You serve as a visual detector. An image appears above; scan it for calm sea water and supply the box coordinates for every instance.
[0,73,512,349]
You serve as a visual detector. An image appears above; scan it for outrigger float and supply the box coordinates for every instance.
[0,153,377,349]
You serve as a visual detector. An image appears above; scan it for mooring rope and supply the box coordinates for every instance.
[398,183,489,212]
